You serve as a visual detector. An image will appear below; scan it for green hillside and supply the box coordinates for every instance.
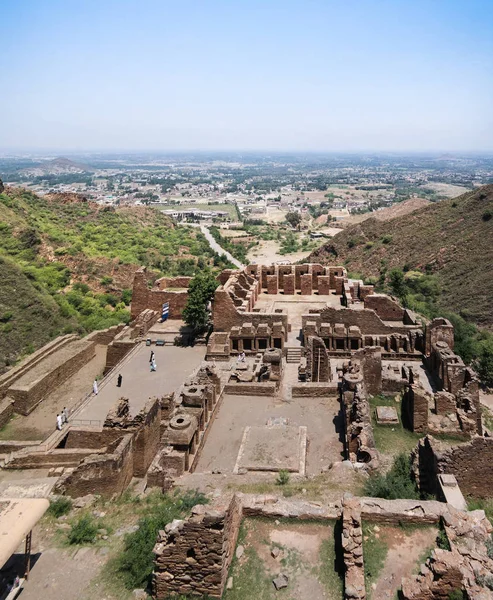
[310,184,493,328]
[0,186,224,370]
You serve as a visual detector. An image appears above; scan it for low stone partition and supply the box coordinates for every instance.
[342,496,366,600]
[85,324,124,345]
[291,382,338,397]
[359,497,448,524]
[223,381,277,396]
[55,434,134,499]
[104,329,137,374]
[8,338,96,415]
[6,446,104,470]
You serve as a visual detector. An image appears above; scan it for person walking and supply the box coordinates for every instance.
[150,357,157,372]
[93,379,99,395]
[117,373,122,387]
[149,350,155,364]
[56,413,62,430]
[62,407,68,424]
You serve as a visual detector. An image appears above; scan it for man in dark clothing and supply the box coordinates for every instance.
[117,373,123,387]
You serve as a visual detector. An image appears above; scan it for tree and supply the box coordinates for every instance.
[388,268,407,301]
[285,211,302,229]
[182,269,218,334]
[477,339,493,388]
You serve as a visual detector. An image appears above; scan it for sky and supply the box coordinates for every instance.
[1,0,493,153]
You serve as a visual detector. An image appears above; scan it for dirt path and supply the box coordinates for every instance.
[371,526,436,600]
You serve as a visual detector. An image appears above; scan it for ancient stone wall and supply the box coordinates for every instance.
[364,294,404,321]
[402,385,429,433]
[342,496,365,600]
[352,347,382,396]
[0,397,13,429]
[130,267,190,320]
[55,434,134,499]
[64,428,123,449]
[153,496,243,599]
[85,324,124,345]
[302,306,421,337]
[0,334,77,399]
[8,339,96,415]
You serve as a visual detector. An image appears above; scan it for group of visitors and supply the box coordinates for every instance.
[56,407,69,430]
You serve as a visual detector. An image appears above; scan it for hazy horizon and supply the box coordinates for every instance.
[2,0,493,153]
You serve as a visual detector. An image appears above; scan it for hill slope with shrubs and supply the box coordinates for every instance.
[310,184,493,328]
[0,186,224,370]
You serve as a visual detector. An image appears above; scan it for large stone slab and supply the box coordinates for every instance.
[234,424,307,474]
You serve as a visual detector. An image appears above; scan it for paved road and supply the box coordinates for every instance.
[199,225,245,269]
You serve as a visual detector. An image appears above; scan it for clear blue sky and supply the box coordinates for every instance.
[1,0,492,152]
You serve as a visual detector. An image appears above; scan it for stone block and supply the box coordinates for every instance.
[283,274,295,295]
[300,273,312,295]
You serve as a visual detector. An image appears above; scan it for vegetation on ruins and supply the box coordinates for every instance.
[182,269,219,335]
[0,187,220,369]
[114,489,207,590]
[48,496,73,518]
[67,514,99,545]
[275,469,290,486]
[364,453,420,500]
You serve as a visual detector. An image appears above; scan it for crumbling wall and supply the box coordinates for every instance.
[342,496,365,600]
[413,435,493,499]
[55,434,134,499]
[153,496,243,599]
[401,508,493,599]
[306,335,331,382]
[352,347,382,396]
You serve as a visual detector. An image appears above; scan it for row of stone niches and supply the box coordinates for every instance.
[230,337,283,353]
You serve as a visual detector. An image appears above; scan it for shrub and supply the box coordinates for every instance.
[381,234,393,244]
[364,453,419,500]
[436,527,451,551]
[67,515,98,544]
[347,239,356,248]
[482,211,492,222]
[276,469,290,486]
[116,489,207,590]
[448,590,466,600]
[486,534,493,560]
[48,496,72,518]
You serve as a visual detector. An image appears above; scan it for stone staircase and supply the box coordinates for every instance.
[286,347,302,364]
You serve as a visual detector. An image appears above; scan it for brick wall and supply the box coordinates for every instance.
[300,273,312,295]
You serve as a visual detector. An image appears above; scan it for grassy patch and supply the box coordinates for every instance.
[364,453,420,500]
[48,496,73,518]
[223,523,274,600]
[362,522,389,598]
[467,497,493,524]
[368,394,422,457]
[227,473,364,501]
[317,523,345,599]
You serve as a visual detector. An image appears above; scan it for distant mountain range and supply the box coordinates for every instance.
[19,157,94,176]
[309,184,493,328]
